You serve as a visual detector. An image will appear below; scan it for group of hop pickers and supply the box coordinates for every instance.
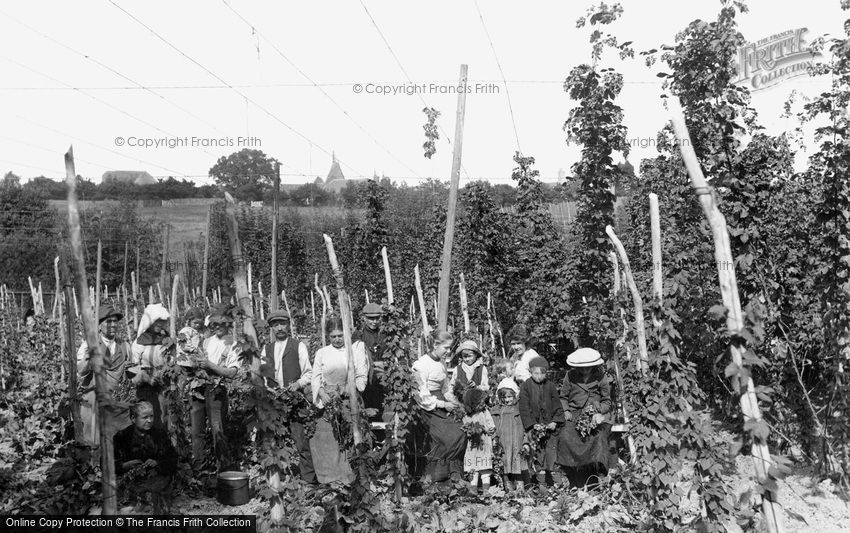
[75,299,615,507]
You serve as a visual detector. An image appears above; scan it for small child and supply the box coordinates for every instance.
[462,388,496,492]
[450,340,489,400]
[518,356,564,491]
[491,377,527,491]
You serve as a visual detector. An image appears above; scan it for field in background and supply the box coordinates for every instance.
[48,200,357,263]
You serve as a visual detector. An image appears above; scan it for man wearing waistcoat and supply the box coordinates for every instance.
[76,305,132,448]
[353,302,387,422]
[260,309,315,484]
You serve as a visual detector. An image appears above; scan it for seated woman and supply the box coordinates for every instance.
[556,348,614,486]
[114,401,177,513]
[411,330,467,483]
[310,318,368,485]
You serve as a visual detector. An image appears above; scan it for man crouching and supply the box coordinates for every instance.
[113,401,177,513]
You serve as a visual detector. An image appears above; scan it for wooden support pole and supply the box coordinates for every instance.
[202,204,211,300]
[247,262,254,316]
[65,146,116,515]
[459,272,470,333]
[364,289,370,305]
[606,226,648,375]
[122,241,129,295]
[169,275,179,339]
[670,101,784,533]
[381,246,394,304]
[53,257,61,320]
[610,251,638,463]
[649,193,663,327]
[159,224,170,297]
[282,290,295,337]
[310,290,316,321]
[270,163,280,312]
[95,240,102,321]
[258,282,265,322]
[437,64,468,331]
[414,265,430,336]
[315,274,326,346]
[323,234,363,446]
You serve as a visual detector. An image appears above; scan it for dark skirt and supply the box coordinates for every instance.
[420,392,467,481]
[556,421,612,469]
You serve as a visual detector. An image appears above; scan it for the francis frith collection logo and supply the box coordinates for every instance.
[735,28,822,91]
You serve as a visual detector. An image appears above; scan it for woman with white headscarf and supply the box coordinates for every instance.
[130,304,172,430]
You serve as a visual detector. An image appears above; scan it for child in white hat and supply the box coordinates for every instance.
[491,376,527,491]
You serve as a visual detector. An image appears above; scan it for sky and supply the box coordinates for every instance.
[0,0,845,186]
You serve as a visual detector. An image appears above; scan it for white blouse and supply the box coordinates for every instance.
[412,354,454,411]
[311,344,368,408]
[512,348,540,382]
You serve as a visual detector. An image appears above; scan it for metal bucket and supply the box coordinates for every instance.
[216,471,250,506]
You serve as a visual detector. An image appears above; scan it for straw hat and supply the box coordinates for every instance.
[566,347,604,367]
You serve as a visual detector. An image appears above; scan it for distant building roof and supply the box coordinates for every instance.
[101,170,156,186]
[326,151,345,183]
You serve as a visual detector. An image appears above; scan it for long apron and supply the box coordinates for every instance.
[421,391,467,481]
[557,421,612,469]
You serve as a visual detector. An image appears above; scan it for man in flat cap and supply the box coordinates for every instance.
[353,302,387,422]
[190,313,243,467]
[76,305,132,447]
[259,309,316,483]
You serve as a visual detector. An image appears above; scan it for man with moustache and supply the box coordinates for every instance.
[259,309,315,484]
[76,305,132,448]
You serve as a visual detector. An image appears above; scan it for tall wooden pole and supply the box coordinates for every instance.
[323,234,362,446]
[65,146,116,515]
[414,264,430,336]
[381,246,394,304]
[122,241,129,295]
[459,273,470,333]
[95,240,102,321]
[202,205,211,300]
[606,226,648,375]
[670,101,784,533]
[270,163,280,312]
[437,64,468,331]
[649,193,663,328]
[159,224,170,298]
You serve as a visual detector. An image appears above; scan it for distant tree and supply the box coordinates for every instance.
[209,149,279,200]
[0,179,57,290]
[490,183,517,206]
[289,184,331,206]
[2,172,21,189]
[23,176,66,200]
[340,180,369,208]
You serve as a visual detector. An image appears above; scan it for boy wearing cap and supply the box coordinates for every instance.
[353,302,386,421]
[518,356,564,491]
[76,306,133,447]
[556,348,613,485]
[259,309,316,484]
[190,313,242,466]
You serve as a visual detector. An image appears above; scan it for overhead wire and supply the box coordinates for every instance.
[220,0,424,180]
[357,0,472,181]
[107,0,361,180]
[0,8,226,136]
[473,0,522,155]
[0,55,213,165]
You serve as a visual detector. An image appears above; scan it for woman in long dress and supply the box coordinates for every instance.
[309,318,368,484]
[130,304,171,431]
[411,330,467,482]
